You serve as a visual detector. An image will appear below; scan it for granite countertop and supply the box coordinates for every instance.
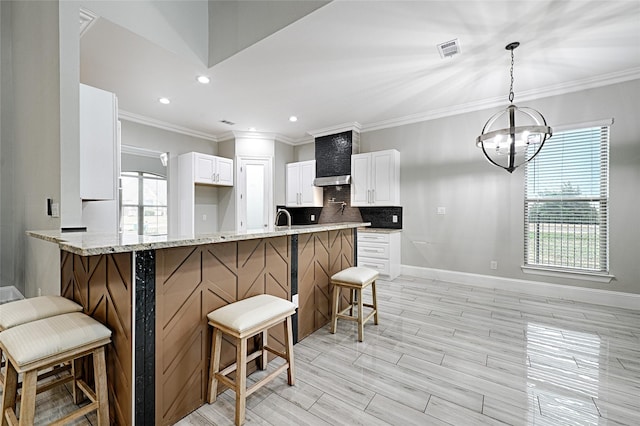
[357,227,402,234]
[28,222,370,256]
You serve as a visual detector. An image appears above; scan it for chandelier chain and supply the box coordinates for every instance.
[509,48,515,103]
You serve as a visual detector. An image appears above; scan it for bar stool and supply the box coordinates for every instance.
[0,295,83,389]
[0,311,111,425]
[330,266,379,342]
[207,294,296,426]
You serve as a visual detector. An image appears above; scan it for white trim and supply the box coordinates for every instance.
[79,8,98,38]
[118,110,219,142]
[0,286,24,304]
[361,68,640,134]
[307,122,362,138]
[400,265,640,310]
[521,265,614,283]
[121,145,165,158]
[552,117,614,133]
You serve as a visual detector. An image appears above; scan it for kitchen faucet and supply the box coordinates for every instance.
[275,209,291,227]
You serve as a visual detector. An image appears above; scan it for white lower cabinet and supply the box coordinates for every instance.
[357,230,401,279]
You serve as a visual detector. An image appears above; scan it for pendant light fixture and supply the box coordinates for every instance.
[476,42,552,173]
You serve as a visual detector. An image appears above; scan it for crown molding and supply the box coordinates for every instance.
[121,145,166,158]
[307,122,362,138]
[118,110,218,142]
[79,8,98,38]
[361,67,640,133]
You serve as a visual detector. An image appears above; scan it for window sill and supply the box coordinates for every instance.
[521,265,615,283]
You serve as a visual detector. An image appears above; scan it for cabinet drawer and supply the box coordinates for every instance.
[357,232,389,243]
[357,242,389,259]
[357,258,390,275]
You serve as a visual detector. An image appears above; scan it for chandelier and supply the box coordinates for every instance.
[476,42,552,173]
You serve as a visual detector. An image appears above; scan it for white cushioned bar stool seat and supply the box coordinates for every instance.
[207,294,296,426]
[0,312,111,426]
[0,295,82,390]
[330,266,380,342]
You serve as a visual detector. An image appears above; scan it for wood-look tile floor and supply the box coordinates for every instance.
[5,275,640,425]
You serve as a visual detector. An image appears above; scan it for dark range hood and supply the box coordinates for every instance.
[313,130,359,186]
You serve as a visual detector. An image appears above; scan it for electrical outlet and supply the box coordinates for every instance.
[310,214,315,221]
[38,288,42,297]
[51,203,60,218]
[202,214,207,221]
[292,294,299,308]
[392,215,398,223]
[437,207,446,215]
[490,261,498,270]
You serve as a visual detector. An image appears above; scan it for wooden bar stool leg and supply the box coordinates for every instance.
[349,288,355,316]
[235,338,247,426]
[331,284,340,334]
[93,347,110,426]
[284,316,295,385]
[19,370,38,426]
[261,330,268,370]
[207,328,222,403]
[372,281,379,325]
[1,361,18,426]
[357,288,364,342]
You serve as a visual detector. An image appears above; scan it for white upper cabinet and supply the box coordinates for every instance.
[190,152,233,186]
[286,160,323,207]
[79,84,118,200]
[351,149,400,206]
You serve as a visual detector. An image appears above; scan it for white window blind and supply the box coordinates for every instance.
[524,124,609,273]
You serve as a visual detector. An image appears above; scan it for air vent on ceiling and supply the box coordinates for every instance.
[437,38,461,59]
[219,119,236,126]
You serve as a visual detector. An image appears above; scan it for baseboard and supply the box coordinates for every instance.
[401,265,640,310]
[0,286,24,304]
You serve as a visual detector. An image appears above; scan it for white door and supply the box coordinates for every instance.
[351,153,371,206]
[285,163,300,206]
[216,157,234,186]
[371,151,393,205]
[194,153,215,184]
[237,157,272,232]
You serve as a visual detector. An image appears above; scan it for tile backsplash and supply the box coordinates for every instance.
[277,186,402,229]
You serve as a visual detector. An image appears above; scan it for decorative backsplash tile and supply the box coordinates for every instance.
[359,206,403,229]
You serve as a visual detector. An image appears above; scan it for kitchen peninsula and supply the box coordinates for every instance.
[28,222,368,425]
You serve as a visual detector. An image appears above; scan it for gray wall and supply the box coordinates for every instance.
[361,79,640,295]
[1,1,63,297]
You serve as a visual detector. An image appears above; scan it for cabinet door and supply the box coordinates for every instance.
[371,150,397,206]
[299,161,322,206]
[350,153,371,206]
[79,84,117,200]
[194,153,215,184]
[215,157,234,186]
[285,163,300,206]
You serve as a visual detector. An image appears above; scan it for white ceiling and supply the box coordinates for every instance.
[80,0,640,144]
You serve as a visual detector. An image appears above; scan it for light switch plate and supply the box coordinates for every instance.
[310,214,315,221]
[392,215,398,223]
[437,207,446,215]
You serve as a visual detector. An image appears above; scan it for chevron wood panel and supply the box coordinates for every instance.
[155,237,290,425]
[60,251,132,426]
[297,229,355,341]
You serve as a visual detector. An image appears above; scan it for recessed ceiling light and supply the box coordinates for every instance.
[289,116,298,122]
[158,97,170,105]
[196,75,210,84]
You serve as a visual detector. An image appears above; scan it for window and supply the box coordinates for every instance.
[524,123,610,273]
[121,172,167,235]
